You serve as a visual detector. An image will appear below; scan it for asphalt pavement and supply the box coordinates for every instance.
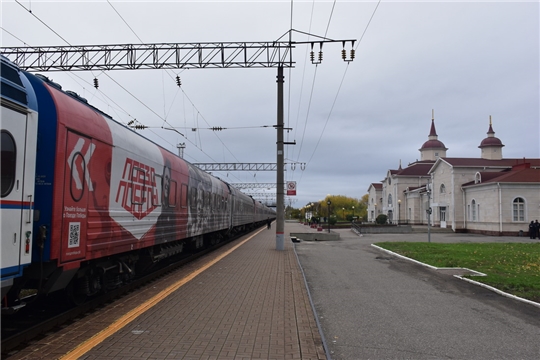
[292,226,540,360]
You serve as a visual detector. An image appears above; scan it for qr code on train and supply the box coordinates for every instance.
[68,222,80,248]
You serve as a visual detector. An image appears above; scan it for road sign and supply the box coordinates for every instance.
[286,181,296,196]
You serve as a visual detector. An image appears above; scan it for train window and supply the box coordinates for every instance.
[131,167,146,205]
[153,173,162,206]
[201,190,207,208]
[168,179,178,208]
[190,187,197,209]
[181,184,188,208]
[1,130,16,197]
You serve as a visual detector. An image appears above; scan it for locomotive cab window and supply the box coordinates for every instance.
[1,130,16,197]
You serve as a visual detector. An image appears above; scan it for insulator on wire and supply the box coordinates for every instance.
[310,51,315,62]
[211,126,223,131]
[134,124,147,129]
[93,78,99,89]
[350,49,355,60]
[175,75,181,87]
[128,120,135,126]
[341,49,347,60]
[318,51,323,62]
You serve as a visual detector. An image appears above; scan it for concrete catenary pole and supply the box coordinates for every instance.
[276,66,285,250]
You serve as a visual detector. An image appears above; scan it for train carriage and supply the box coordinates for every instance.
[1,56,275,308]
[1,56,38,300]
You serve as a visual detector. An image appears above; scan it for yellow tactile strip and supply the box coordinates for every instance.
[6,225,325,360]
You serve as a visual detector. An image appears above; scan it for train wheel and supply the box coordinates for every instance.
[66,280,87,306]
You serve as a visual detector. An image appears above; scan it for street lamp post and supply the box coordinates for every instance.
[342,207,345,221]
[427,184,432,243]
[398,199,401,225]
[374,204,377,223]
[327,200,332,233]
[352,206,355,221]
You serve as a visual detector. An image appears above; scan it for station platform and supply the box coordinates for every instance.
[7,222,326,360]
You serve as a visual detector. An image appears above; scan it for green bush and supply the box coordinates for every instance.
[329,216,337,225]
[376,214,388,224]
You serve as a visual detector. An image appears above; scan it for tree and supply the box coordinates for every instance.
[297,195,369,222]
[376,214,388,224]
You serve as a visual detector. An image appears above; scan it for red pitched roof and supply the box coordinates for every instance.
[440,158,540,168]
[395,162,434,176]
[463,168,540,187]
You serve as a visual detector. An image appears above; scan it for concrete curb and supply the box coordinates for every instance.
[371,244,540,309]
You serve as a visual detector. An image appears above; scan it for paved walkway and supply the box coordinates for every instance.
[6,223,325,360]
[295,227,540,360]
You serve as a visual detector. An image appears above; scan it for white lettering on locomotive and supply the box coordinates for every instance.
[67,137,95,191]
[116,157,159,220]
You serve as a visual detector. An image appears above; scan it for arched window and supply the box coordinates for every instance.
[513,197,525,221]
[388,194,393,206]
[475,172,481,184]
[440,184,446,194]
[471,199,477,221]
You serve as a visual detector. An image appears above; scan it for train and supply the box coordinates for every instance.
[1,55,276,308]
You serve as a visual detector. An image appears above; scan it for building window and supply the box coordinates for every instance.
[440,184,446,194]
[388,194,393,206]
[513,197,525,222]
[471,199,477,221]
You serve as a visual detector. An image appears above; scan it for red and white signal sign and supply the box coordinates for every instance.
[286,181,296,196]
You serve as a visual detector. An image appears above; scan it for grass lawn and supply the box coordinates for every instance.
[375,242,540,303]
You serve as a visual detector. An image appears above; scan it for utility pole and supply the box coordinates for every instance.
[276,66,285,250]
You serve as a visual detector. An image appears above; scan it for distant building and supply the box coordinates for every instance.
[367,116,540,235]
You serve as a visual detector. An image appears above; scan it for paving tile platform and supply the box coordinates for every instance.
[6,222,326,360]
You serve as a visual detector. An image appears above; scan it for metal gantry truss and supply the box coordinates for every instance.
[230,183,277,189]
[0,42,294,71]
[193,163,285,172]
[242,193,276,198]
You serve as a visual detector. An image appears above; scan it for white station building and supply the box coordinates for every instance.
[367,117,540,235]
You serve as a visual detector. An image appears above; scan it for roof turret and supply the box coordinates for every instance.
[479,116,504,160]
[419,111,448,161]
[479,116,504,148]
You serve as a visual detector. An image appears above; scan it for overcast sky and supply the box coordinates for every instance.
[2,0,539,208]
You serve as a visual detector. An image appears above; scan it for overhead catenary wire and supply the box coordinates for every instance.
[105,0,263,184]
[295,0,382,191]
[286,0,318,186]
[21,0,257,184]
[7,1,230,173]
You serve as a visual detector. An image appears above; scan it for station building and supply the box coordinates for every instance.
[367,117,540,235]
